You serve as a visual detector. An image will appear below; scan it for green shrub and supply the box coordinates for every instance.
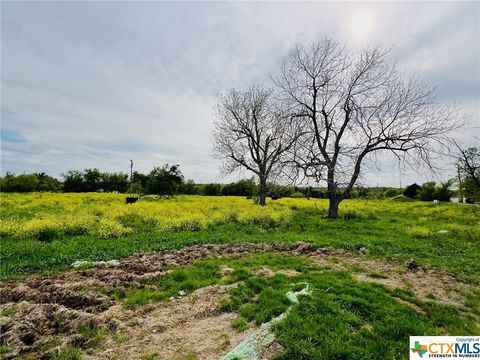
[290,191,305,199]
[384,188,401,198]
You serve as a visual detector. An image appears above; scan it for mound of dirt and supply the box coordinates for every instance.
[0,243,318,308]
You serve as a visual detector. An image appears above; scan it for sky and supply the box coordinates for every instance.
[1,1,479,186]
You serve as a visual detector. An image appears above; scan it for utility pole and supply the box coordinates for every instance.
[130,160,133,182]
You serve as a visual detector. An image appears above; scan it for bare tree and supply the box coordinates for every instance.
[276,39,465,218]
[213,85,301,205]
[454,140,480,202]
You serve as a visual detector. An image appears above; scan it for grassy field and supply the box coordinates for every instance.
[1,193,479,280]
[1,193,479,359]
[119,253,479,359]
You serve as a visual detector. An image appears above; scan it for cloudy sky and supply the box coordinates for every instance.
[1,1,479,186]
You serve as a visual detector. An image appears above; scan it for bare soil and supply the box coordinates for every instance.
[310,250,474,307]
[0,242,476,359]
[88,284,248,360]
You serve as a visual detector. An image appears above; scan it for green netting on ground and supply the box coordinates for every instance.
[222,284,310,360]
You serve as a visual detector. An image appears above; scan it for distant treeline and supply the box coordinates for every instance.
[0,164,462,201]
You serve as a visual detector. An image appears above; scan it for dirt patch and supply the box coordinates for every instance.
[86,284,251,360]
[310,252,472,307]
[0,243,313,307]
[261,341,284,360]
[0,302,107,359]
[251,267,301,278]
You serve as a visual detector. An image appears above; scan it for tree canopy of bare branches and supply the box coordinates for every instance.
[213,86,301,205]
[275,39,465,218]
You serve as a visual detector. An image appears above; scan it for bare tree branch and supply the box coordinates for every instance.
[275,39,467,217]
[212,85,303,205]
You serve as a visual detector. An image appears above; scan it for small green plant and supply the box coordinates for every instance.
[53,313,68,334]
[110,288,126,301]
[0,345,9,355]
[0,306,16,317]
[142,352,161,360]
[77,322,104,346]
[51,346,81,360]
[230,316,250,331]
[124,289,165,308]
[34,339,61,353]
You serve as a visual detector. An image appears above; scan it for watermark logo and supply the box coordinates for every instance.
[411,341,428,358]
[410,337,480,359]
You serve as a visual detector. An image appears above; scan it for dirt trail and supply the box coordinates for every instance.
[0,242,476,359]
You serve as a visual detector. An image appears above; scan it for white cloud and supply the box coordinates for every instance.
[1,1,479,186]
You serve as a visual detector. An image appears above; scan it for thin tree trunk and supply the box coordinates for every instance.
[326,168,340,218]
[259,177,267,206]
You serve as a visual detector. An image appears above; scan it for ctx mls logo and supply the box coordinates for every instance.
[410,336,480,359]
[411,341,428,358]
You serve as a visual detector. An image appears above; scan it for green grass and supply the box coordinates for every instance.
[122,253,478,359]
[0,345,9,355]
[230,316,250,331]
[1,195,479,285]
[0,305,16,317]
[123,253,311,307]
[3,249,478,359]
[51,346,81,360]
[76,322,104,346]
[142,352,161,360]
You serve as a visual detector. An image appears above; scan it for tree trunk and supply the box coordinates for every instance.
[259,177,267,206]
[326,168,340,218]
[328,197,340,219]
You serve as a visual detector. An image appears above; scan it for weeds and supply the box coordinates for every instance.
[230,316,250,331]
[51,346,81,360]
[2,196,479,279]
[76,322,104,346]
[0,306,16,317]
